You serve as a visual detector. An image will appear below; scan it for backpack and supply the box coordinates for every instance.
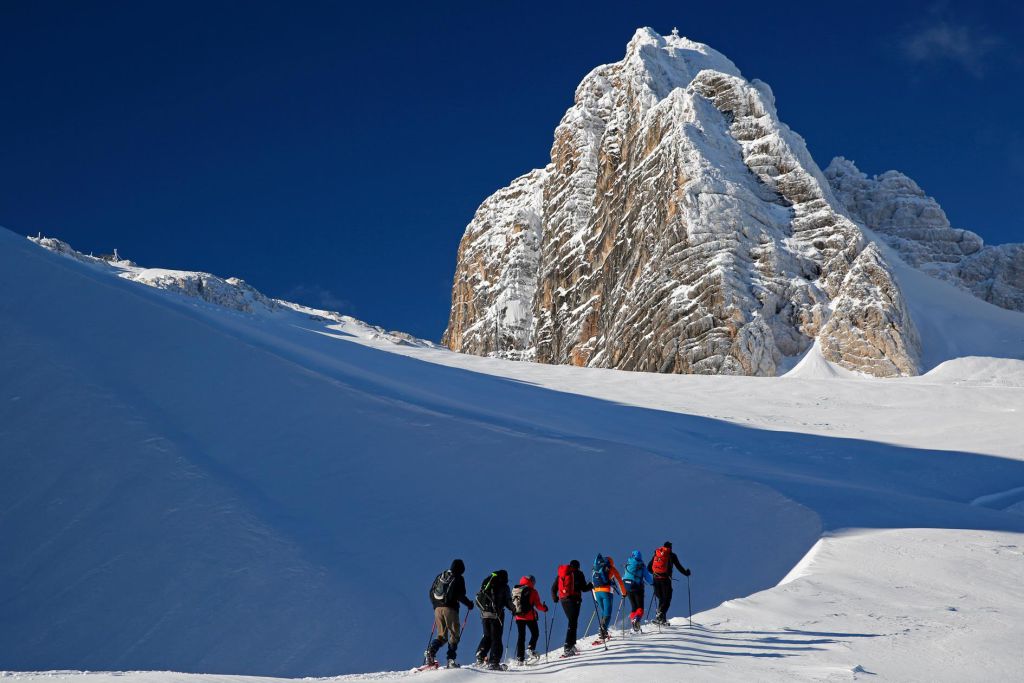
[511,584,532,616]
[592,554,609,588]
[475,573,497,613]
[652,546,671,575]
[431,569,456,603]
[556,565,575,599]
[624,555,642,583]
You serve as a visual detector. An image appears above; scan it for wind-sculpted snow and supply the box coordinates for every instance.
[5,225,1024,680]
[826,157,1024,313]
[445,28,920,377]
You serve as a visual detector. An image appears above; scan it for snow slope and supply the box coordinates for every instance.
[2,227,1024,681]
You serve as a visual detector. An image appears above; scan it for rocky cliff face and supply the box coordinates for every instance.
[443,28,924,377]
[825,157,1024,313]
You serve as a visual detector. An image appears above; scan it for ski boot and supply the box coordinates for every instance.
[446,660,460,669]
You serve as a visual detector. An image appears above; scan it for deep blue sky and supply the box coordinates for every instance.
[2,1,1022,339]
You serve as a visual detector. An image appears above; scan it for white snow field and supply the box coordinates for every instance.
[2,226,1023,682]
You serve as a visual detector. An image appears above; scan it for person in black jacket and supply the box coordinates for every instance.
[550,559,593,656]
[425,559,474,668]
[474,569,513,670]
[647,541,691,625]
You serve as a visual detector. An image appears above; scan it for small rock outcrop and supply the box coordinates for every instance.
[820,244,921,376]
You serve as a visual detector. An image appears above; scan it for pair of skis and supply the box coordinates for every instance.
[416,656,539,673]
[414,661,505,673]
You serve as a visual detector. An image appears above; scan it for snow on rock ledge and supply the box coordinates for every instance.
[123,269,280,314]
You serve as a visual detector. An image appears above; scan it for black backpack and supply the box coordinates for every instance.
[431,570,456,604]
[511,584,532,616]
[475,573,498,613]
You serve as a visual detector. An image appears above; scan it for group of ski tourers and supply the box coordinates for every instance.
[423,542,691,671]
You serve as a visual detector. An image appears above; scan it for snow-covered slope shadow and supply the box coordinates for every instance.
[2,228,1023,677]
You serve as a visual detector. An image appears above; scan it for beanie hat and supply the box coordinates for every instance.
[664,541,673,549]
[451,558,466,575]
[569,559,580,569]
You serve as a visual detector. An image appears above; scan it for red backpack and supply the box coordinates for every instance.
[556,565,575,599]
[652,546,671,575]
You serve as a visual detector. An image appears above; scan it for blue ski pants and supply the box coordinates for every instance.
[594,591,614,631]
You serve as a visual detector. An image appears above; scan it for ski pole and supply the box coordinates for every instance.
[460,610,471,647]
[616,590,626,638]
[543,610,548,663]
[584,602,596,640]
[589,591,607,650]
[425,618,436,651]
[687,573,693,628]
[546,610,556,662]
[646,590,655,624]
[503,614,513,664]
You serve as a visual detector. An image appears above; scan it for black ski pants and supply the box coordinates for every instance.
[561,599,581,648]
[515,619,539,660]
[476,617,505,665]
[627,584,645,616]
[653,577,673,619]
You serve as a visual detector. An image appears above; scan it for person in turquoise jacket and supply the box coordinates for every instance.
[622,550,654,631]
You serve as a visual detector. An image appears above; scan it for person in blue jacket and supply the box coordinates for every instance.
[622,550,654,631]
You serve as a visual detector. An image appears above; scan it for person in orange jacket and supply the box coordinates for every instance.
[511,575,549,665]
[591,554,626,640]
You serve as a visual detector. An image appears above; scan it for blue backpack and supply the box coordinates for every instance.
[592,554,610,587]
[624,554,643,583]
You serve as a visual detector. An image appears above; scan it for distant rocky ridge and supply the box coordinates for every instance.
[28,235,435,348]
[443,28,931,377]
[825,158,1024,313]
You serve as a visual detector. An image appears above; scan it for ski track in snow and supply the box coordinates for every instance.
[2,224,1024,682]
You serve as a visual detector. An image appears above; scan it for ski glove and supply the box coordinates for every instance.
[682,568,691,577]
[467,602,474,610]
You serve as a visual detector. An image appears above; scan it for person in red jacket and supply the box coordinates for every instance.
[551,559,593,656]
[511,575,549,665]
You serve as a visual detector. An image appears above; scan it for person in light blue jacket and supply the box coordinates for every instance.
[622,550,654,631]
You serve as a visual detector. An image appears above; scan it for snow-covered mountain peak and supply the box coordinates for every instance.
[445,28,928,377]
[621,27,741,99]
[444,28,1024,379]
